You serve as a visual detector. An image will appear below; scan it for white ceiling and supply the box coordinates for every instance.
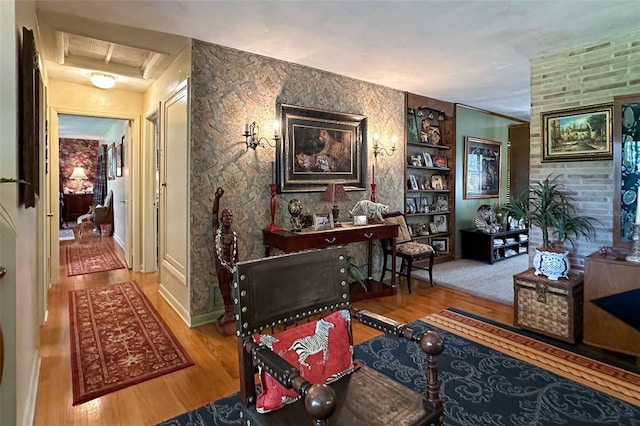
[37,0,640,137]
[58,114,125,140]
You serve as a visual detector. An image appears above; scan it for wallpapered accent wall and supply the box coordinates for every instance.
[59,138,101,193]
[190,40,406,317]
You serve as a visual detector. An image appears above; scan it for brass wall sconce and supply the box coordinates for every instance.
[243,120,281,151]
[372,133,398,159]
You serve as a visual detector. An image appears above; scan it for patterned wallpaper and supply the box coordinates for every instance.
[59,138,101,193]
[189,40,406,317]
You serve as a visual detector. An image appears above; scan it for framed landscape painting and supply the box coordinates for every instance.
[542,103,613,162]
[277,104,367,193]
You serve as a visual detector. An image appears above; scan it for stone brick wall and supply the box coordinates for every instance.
[530,30,640,270]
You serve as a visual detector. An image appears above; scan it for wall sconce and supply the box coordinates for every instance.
[372,133,397,159]
[243,121,281,151]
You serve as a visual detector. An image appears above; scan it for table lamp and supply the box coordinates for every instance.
[320,183,351,226]
[69,167,88,193]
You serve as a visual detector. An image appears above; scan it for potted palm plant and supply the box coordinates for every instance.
[502,174,599,280]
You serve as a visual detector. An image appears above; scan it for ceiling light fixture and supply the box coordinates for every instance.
[89,73,116,89]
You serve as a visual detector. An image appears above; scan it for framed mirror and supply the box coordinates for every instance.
[613,94,640,250]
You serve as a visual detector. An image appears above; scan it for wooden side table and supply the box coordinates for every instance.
[584,251,640,359]
[513,268,583,344]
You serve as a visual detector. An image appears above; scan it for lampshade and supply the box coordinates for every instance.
[69,167,88,180]
[320,183,351,203]
[89,73,116,89]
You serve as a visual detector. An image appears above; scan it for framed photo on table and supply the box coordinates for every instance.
[313,213,334,231]
[541,103,613,162]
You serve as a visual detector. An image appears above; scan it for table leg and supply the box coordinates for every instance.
[390,237,396,288]
[367,239,373,280]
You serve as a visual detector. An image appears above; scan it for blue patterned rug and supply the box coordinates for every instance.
[158,311,640,425]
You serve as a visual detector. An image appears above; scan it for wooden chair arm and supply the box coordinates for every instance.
[352,308,406,337]
[352,308,444,411]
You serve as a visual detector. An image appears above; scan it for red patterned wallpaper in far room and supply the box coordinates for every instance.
[59,138,101,193]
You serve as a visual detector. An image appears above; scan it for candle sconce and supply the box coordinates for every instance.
[370,133,397,202]
[372,133,398,159]
[243,121,281,151]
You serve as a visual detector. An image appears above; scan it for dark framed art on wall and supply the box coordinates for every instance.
[277,104,367,193]
[464,136,501,199]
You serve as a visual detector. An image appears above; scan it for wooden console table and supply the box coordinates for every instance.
[263,223,398,302]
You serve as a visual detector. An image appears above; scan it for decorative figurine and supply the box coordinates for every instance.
[288,198,303,231]
[474,205,500,234]
[349,200,389,223]
[212,187,238,332]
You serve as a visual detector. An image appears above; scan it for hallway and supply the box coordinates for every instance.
[33,233,240,425]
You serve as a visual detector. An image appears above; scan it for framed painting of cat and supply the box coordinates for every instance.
[277,104,367,193]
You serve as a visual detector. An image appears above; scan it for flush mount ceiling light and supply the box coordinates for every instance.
[89,73,116,89]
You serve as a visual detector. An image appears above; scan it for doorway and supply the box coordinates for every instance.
[52,113,132,283]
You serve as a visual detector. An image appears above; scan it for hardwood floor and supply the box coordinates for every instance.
[34,234,513,425]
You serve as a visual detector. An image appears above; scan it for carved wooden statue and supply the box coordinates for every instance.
[212,187,238,332]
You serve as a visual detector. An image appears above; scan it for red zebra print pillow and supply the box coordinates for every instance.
[251,309,356,413]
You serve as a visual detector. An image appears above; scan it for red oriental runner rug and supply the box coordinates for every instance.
[66,242,126,276]
[68,281,194,405]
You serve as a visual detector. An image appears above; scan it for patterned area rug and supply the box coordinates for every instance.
[59,228,75,241]
[69,281,194,405]
[158,309,640,425]
[66,242,126,276]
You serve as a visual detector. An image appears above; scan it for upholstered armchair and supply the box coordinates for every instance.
[92,190,113,233]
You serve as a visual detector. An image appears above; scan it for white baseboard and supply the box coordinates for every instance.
[21,351,40,426]
[158,284,192,327]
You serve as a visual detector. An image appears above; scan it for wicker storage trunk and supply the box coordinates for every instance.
[513,268,584,344]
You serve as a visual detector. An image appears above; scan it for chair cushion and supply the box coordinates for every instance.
[384,215,411,243]
[252,309,356,413]
[397,241,434,256]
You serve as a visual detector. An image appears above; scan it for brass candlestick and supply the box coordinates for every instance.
[626,224,640,263]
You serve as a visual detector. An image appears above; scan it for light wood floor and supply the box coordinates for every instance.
[34,234,513,426]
